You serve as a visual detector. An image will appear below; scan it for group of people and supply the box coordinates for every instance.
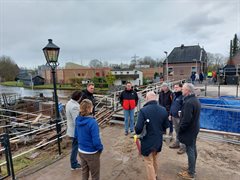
[66,81,201,180]
[191,72,204,84]
[66,83,103,180]
[135,82,201,180]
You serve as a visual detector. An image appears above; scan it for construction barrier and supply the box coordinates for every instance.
[199,96,240,133]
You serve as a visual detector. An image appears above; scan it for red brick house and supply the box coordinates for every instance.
[163,44,207,81]
[42,67,111,84]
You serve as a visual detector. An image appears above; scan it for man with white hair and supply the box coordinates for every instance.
[135,91,169,180]
[178,83,201,180]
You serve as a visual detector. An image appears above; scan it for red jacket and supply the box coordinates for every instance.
[119,89,139,110]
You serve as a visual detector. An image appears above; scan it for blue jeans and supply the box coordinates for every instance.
[186,138,197,175]
[70,137,79,168]
[124,109,135,133]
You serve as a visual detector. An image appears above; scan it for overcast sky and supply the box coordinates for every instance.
[0,0,240,68]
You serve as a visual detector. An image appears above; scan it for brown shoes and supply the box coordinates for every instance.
[178,170,195,180]
[177,147,186,154]
[169,142,180,149]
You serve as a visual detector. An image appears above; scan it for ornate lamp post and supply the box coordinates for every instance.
[43,39,61,155]
[164,51,169,82]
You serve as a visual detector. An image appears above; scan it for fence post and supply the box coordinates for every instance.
[218,83,220,97]
[3,134,15,180]
[205,83,207,97]
[237,83,239,98]
[113,92,116,111]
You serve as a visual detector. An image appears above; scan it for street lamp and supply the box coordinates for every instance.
[164,51,168,82]
[43,39,61,155]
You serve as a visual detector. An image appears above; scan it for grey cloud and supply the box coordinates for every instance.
[0,0,239,68]
[179,12,224,34]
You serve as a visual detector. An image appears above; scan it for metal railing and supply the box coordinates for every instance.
[0,134,15,180]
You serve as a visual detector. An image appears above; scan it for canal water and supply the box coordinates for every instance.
[0,85,73,98]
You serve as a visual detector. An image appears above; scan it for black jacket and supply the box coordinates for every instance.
[80,89,96,115]
[170,91,183,118]
[158,90,173,114]
[135,101,169,156]
[178,94,201,146]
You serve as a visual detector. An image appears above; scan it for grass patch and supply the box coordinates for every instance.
[0,81,23,87]
[0,82,109,94]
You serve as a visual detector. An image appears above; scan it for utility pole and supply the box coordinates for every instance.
[131,54,139,66]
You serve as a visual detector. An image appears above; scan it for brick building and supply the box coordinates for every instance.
[138,67,163,80]
[42,67,111,84]
[111,69,143,86]
[163,44,207,81]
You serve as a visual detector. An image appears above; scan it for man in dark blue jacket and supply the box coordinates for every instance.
[178,83,201,180]
[169,83,186,154]
[135,91,169,180]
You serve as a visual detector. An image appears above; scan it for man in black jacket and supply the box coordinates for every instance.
[119,82,138,135]
[135,91,169,180]
[159,83,173,136]
[178,83,201,180]
[80,82,96,115]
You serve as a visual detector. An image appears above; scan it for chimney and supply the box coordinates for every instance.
[181,44,184,49]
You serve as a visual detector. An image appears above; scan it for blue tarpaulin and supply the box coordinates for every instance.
[199,96,240,133]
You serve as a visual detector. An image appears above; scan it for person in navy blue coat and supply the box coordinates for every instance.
[169,83,186,154]
[135,91,169,180]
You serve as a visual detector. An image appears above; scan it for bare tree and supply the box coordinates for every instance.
[89,59,103,68]
[207,52,227,71]
[103,61,109,67]
[0,55,20,81]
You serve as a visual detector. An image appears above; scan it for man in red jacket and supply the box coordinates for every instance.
[120,82,139,135]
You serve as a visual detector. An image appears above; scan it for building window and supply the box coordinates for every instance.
[168,67,173,76]
[82,73,84,76]
[135,71,138,74]
[115,72,117,74]
[78,73,81,76]
[192,67,196,73]
[96,72,100,77]
[127,72,129,74]
[121,72,123,74]
[180,69,184,75]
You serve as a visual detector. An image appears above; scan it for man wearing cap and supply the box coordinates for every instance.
[158,83,173,136]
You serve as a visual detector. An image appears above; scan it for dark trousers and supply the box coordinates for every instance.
[70,137,79,168]
[186,138,197,175]
[79,152,101,180]
[169,120,173,133]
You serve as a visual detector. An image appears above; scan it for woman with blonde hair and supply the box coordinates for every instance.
[75,99,103,180]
